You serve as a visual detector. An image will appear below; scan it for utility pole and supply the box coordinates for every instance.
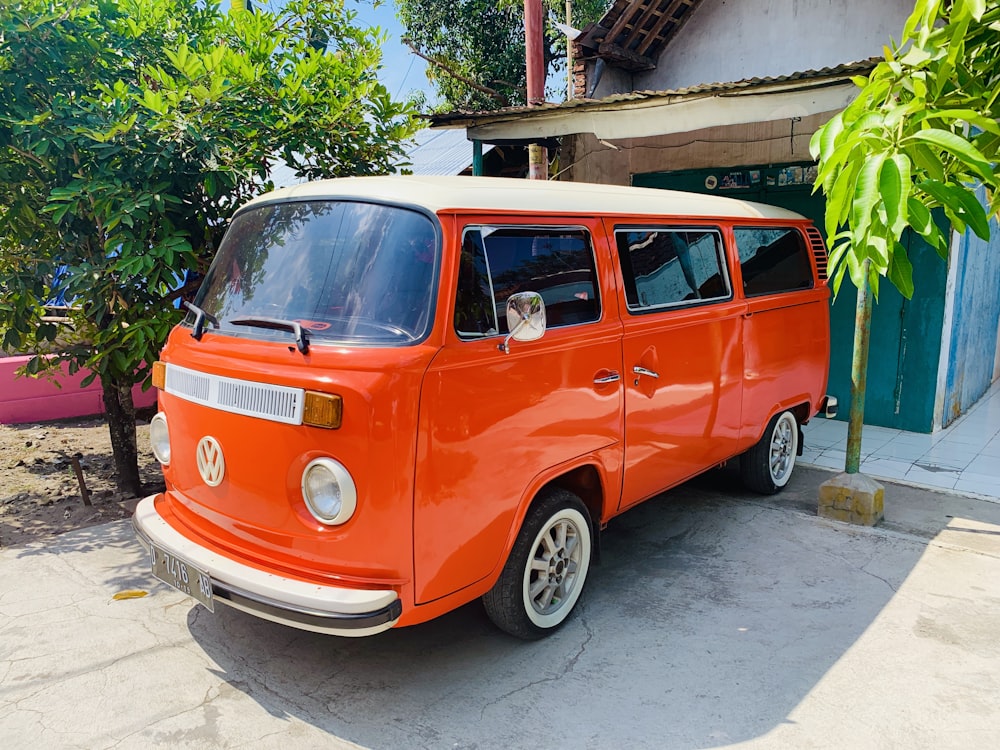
[524,0,547,180]
[566,1,574,100]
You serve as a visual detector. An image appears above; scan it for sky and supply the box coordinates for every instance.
[349,1,435,104]
[237,1,575,110]
[240,1,435,105]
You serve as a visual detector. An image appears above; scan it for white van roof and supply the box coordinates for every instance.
[241,175,806,221]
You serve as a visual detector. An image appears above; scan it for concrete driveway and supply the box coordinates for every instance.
[2,466,1000,749]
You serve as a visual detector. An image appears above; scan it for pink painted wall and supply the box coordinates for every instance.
[0,355,157,425]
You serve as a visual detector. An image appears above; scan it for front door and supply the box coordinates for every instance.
[414,218,624,605]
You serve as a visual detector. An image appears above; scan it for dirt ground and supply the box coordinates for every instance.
[0,414,165,548]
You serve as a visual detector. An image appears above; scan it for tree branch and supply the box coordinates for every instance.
[4,144,50,171]
[162,275,203,304]
[401,39,509,104]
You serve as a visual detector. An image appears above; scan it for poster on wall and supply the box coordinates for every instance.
[701,165,818,192]
[719,171,752,190]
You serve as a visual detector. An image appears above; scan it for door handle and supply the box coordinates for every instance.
[632,366,659,379]
[593,371,621,384]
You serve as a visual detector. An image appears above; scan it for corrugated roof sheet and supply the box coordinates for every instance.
[403,128,494,175]
[427,59,879,127]
[262,129,494,188]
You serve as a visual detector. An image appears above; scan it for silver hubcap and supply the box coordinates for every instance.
[528,518,583,615]
[769,414,796,483]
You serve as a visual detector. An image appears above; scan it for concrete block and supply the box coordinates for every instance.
[818,472,885,526]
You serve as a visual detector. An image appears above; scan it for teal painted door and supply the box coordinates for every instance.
[634,166,946,432]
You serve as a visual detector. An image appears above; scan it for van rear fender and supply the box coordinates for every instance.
[745,399,813,446]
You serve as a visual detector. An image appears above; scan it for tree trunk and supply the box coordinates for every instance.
[101,376,141,496]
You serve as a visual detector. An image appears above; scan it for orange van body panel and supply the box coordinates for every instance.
[153,334,434,604]
[729,221,832,441]
[412,214,625,605]
[616,301,746,509]
[139,179,831,635]
[739,290,831,440]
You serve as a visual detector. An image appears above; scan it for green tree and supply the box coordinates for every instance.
[810,0,999,476]
[0,0,417,494]
[810,0,999,299]
[398,0,609,110]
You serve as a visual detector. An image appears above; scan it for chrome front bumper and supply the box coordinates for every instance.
[132,495,402,637]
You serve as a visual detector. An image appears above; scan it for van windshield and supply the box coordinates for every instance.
[190,200,438,346]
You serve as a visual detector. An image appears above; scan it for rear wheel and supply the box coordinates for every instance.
[483,489,593,640]
[741,410,798,494]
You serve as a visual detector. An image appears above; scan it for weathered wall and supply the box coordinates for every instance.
[940,187,1000,426]
[0,355,157,425]
[591,0,914,98]
[560,114,829,186]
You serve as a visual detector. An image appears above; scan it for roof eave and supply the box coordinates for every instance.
[427,60,877,143]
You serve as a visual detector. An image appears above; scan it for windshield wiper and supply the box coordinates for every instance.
[184,301,219,341]
[230,316,310,354]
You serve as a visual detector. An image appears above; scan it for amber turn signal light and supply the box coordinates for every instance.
[302,391,342,429]
[151,361,166,390]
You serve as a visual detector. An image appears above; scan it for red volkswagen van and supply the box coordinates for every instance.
[134,176,833,639]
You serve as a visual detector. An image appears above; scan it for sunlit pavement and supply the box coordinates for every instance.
[2,466,1000,749]
[803,378,1000,500]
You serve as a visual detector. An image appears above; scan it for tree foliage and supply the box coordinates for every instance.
[810,0,1000,300]
[0,0,417,493]
[397,0,609,110]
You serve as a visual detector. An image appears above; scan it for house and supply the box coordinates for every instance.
[428,0,1000,433]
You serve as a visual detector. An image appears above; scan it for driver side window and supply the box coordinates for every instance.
[454,226,600,339]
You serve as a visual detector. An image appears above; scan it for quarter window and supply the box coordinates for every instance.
[734,227,813,296]
[615,227,730,311]
[454,227,600,338]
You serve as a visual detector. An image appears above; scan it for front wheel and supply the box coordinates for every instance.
[741,410,798,494]
[483,489,593,640]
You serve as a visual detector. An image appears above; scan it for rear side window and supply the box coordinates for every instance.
[734,227,814,296]
[454,226,600,338]
[614,227,730,312]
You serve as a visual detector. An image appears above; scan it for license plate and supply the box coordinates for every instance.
[150,543,215,612]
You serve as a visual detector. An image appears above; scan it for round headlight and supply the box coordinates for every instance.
[301,458,357,525]
[149,412,171,465]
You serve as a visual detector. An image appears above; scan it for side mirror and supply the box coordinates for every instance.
[499,292,546,354]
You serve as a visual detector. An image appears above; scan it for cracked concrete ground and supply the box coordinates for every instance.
[2,466,1000,749]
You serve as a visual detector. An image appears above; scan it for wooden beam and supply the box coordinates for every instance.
[621,1,664,51]
[597,42,657,71]
[604,0,647,45]
[636,0,696,56]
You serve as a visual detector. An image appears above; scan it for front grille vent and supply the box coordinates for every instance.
[164,364,304,425]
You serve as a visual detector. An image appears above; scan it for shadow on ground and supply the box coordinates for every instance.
[167,466,993,749]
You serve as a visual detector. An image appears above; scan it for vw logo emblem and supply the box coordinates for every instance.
[196,436,226,487]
